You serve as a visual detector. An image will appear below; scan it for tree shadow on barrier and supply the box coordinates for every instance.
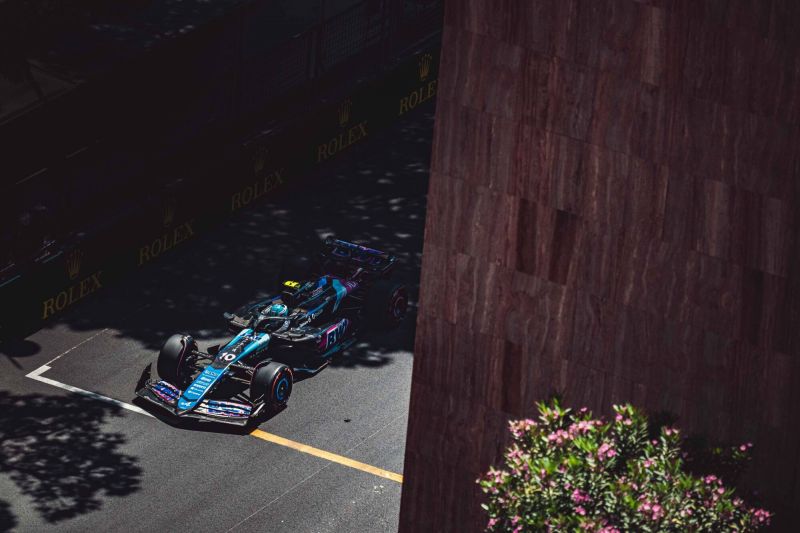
[0,391,142,526]
[51,104,436,371]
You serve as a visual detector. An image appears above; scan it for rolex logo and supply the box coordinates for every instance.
[418,53,432,81]
[66,249,82,280]
[338,99,352,127]
[253,146,269,175]
[163,204,175,227]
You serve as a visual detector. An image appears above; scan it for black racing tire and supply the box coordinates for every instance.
[365,280,408,329]
[156,334,196,387]
[250,361,293,409]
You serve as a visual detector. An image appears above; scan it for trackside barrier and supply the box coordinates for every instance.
[0,43,440,339]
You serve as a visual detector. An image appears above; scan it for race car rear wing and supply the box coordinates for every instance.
[320,237,397,277]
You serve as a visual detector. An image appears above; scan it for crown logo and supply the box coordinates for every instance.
[163,204,175,227]
[418,53,432,81]
[338,99,352,127]
[253,145,268,175]
[66,249,82,280]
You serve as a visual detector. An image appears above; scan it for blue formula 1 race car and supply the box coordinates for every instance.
[136,237,408,426]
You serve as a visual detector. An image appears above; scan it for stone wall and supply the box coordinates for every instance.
[400,1,800,531]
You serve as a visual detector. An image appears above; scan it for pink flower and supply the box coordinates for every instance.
[511,516,520,525]
[568,420,594,436]
[639,500,664,521]
[487,518,498,528]
[575,506,586,516]
[508,418,537,438]
[571,489,591,504]
[615,414,623,422]
[753,509,771,524]
[597,442,617,460]
[651,504,663,520]
[643,459,654,468]
[546,428,572,445]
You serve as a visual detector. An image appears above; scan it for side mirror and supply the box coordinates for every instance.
[207,344,220,356]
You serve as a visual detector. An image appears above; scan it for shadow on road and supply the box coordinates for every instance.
[0,339,41,370]
[0,500,16,533]
[0,392,142,526]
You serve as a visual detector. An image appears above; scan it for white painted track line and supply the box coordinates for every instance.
[43,328,111,366]
[26,364,155,418]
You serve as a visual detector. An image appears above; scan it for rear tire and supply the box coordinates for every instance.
[155,334,196,387]
[250,361,293,409]
[365,280,408,329]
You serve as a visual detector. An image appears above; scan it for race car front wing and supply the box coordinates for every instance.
[136,379,256,426]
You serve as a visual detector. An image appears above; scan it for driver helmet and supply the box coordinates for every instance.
[266,302,288,318]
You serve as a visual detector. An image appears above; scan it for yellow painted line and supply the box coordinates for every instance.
[249,429,403,483]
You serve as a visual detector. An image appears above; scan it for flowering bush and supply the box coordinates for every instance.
[478,400,771,532]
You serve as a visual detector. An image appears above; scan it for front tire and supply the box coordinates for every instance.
[250,361,293,409]
[155,334,196,387]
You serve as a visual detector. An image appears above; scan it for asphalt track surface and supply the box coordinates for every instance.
[0,102,434,533]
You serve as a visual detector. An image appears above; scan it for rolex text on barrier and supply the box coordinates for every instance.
[41,272,103,320]
[231,167,285,212]
[316,121,368,162]
[137,220,196,267]
[398,53,438,117]
[316,99,369,163]
[41,249,105,320]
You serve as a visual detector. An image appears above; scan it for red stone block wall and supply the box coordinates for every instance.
[400,1,800,531]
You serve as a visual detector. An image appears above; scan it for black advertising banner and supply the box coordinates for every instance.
[0,42,440,339]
